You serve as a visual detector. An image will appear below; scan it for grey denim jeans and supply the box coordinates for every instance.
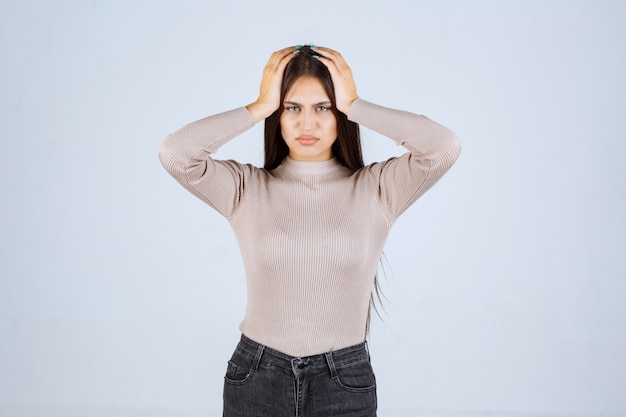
[223,334,377,417]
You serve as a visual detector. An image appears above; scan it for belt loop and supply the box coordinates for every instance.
[252,343,265,372]
[324,352,338,380]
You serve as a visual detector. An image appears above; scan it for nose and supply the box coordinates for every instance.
[300,108,316,131]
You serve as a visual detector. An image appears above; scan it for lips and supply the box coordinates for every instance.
[296,136,319,145]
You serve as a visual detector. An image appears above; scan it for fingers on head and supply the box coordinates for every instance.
[267,48,294,70]
[270,47,295,62]
[317,46,341,58]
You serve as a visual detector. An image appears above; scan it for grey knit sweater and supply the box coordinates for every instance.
[159,99,461,356]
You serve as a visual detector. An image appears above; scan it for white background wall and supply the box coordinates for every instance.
[1,1,625,416]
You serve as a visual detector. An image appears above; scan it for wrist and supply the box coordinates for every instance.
[338,96,358,115]
[246,101,278,123]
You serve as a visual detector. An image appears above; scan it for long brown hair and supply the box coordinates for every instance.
[264,45,363,172]
[263,45,383,334]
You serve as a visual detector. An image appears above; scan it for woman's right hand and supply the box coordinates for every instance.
[246,46,297,123]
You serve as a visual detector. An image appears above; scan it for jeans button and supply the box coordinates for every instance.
[297,361,306,369]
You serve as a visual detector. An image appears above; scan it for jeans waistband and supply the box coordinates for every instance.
[236,334,370,378]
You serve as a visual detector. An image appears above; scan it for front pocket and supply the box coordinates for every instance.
[224,352,256,385]
[334,360,377,393]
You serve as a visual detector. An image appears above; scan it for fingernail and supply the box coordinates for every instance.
[312,54,320,59]
[293,50,300,54]
[310,45,318,50]
[295,45,303,49]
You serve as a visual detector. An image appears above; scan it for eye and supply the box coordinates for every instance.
[285,106,300,112]
[316,105,330,112]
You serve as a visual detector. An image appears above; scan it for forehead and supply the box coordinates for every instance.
[285,76,330,101]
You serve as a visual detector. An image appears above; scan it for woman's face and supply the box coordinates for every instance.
[280,76,338,162]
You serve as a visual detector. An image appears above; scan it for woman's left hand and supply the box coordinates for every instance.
[315,47,359,115]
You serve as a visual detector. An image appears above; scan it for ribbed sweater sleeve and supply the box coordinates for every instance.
[348,99,462,218]
[158,107,255,217]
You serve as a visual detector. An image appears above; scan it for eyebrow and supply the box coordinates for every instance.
[283,100,332,106]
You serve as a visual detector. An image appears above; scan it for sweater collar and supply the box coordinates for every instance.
[278,156,346,176]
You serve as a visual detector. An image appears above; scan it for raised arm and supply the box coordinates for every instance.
[314,45,460,217]
[158,47,297,217]
[351,99,461,218]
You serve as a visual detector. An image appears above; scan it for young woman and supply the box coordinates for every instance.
[159,45,461,417]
